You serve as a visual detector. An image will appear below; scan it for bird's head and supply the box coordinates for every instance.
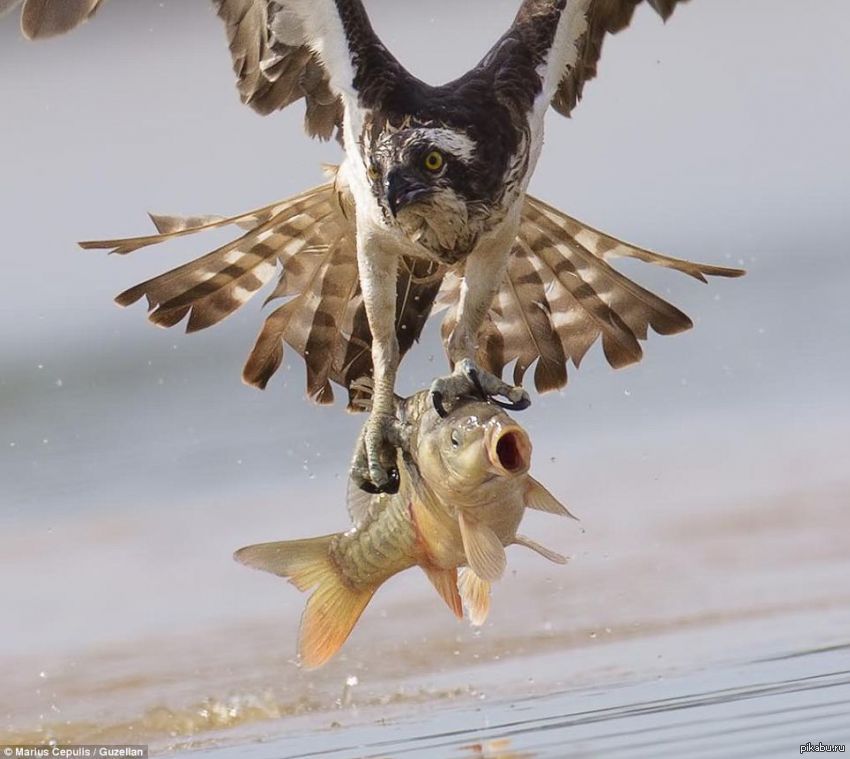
[367,127,488,259]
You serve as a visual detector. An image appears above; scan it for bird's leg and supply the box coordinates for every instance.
[431,240,530,416]
[350,241,409,493]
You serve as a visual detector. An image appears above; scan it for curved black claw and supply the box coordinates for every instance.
[489,394,532,412]
[358,467,400,495]
[468,365,530,412]
[431,390,448,418]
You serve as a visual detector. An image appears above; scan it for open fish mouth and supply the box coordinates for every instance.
[487,424,532,476]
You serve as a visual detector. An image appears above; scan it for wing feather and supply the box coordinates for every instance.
[13,0,402,142]
[496,0,691,120]
[214,0,405,140]
[498,240,568,392]
[83,167,443,407]
[552,0,691,118]
[440,195,743,393]
[18,0,102,40]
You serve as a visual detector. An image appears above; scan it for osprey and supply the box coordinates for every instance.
[9,0,743,492]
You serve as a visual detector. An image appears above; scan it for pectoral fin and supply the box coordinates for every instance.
[458,512,506,582]
[458,568,491,626]
[422,566,463,619]
[513,534,568,565]
[346,476,376,527]
[526,477,577,519]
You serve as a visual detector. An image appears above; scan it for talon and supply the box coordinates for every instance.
[357,468,398,495]
[351,411,405,494]
[432,390,448,418]
[490,394,531,412]
[431,359,531,416]
[383,467,400,494]
[358,479,383,495]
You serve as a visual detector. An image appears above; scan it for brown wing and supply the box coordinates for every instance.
[4,0,103,39]
[552,0,691,118]
[497,0,690,119]
[80,167,444,409]
[12,0,403,142]
[214,0,339,138]
[438,194,744,394]
[215,0,405,140]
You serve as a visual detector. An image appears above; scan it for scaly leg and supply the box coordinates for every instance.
[431,231,530,416]
[349,237,409,493]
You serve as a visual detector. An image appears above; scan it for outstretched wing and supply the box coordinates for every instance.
[551,0,691,117]
[489,0,690,118]
[80,167,444,409]
[10,0,406,141]
[3,0,103,39]
[437,195,744,393]
[207,0,408,139]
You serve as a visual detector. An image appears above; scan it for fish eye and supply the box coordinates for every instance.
[423,150,444,173]
[450,430,461,449]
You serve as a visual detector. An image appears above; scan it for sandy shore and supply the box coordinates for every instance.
[4,476,848,756]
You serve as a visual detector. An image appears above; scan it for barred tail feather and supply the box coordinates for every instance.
[439,196,744,395]
[235,536,378,669]
[525,195,745,283]
[82,166,443,408]
[78,194,302,256]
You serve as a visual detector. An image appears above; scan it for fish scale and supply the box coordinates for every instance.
[331,495,419,590]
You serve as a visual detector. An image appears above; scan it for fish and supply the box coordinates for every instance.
[234,389,574,668]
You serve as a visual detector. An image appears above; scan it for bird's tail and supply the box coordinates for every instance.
[234,535,380,669]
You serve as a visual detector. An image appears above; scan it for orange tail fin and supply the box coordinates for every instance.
[235,536,378,669]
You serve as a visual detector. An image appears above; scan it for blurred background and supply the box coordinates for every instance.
[2,1,849,754]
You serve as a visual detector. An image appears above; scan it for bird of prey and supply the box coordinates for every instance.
[9,0,743,492]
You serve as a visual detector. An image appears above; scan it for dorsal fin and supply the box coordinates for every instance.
[513,534,568,565]
[422,566,463,619]
[457,568,491,626]
[458,512,506,582]
[525,477,577,519]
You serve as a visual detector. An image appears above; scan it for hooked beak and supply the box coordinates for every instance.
[385,168,431,217]
[486,423,532,477]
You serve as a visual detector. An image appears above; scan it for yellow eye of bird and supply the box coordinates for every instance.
[423,150,444,172]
